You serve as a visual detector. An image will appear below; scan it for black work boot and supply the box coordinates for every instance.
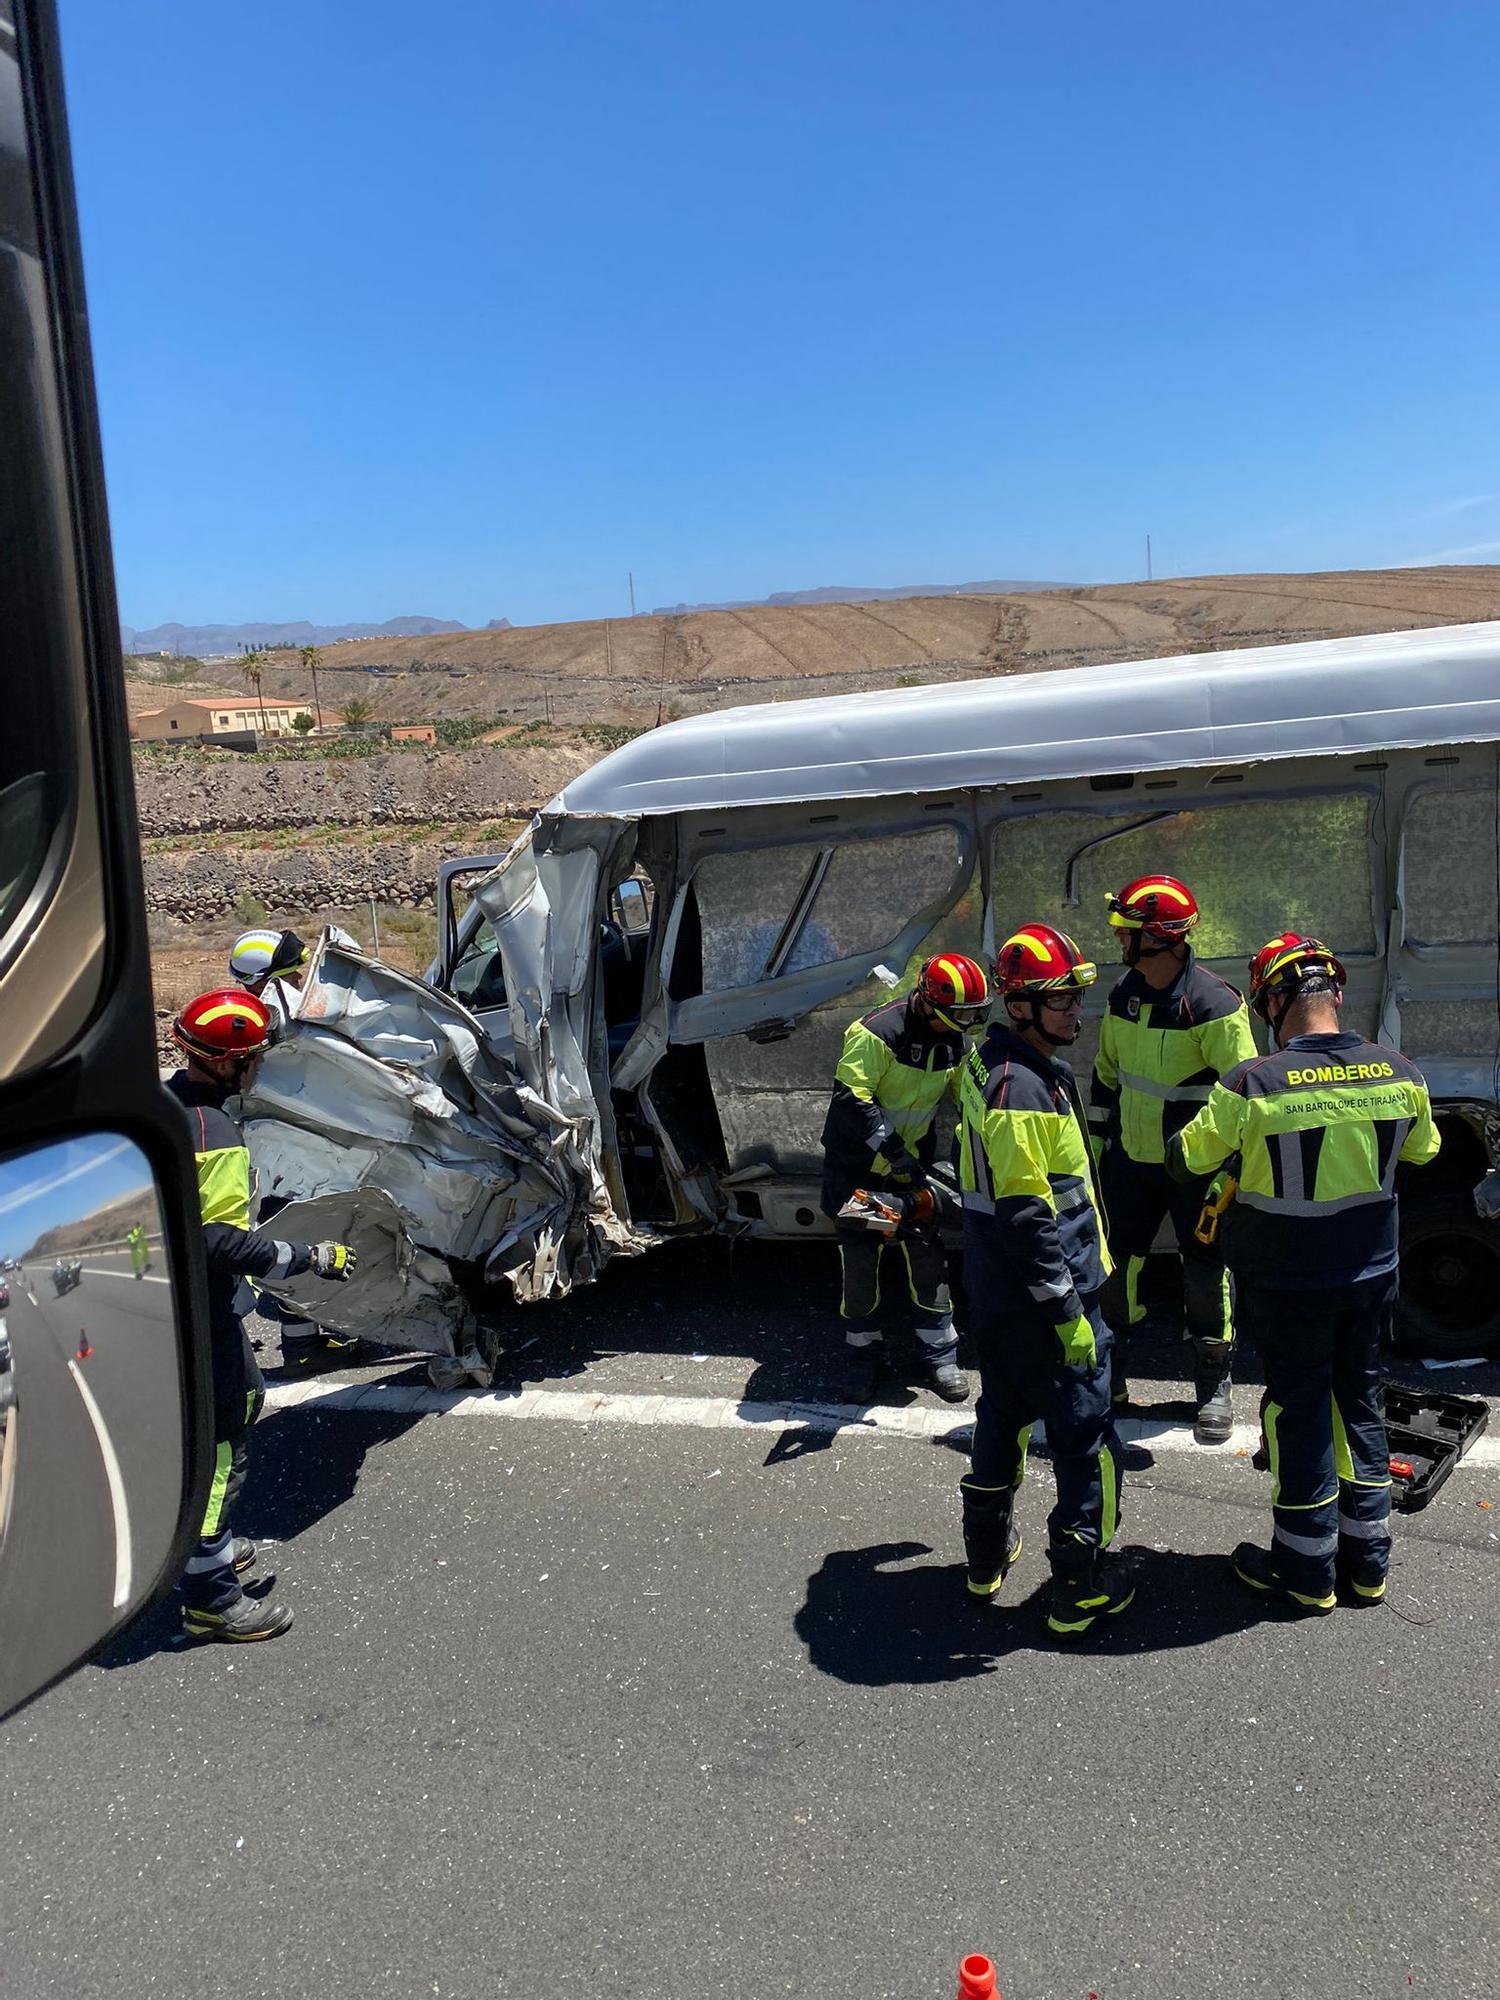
[232,1537,257,1574]
[836,1337,883,1406]
[1193,1354,1234,1444]
[281,1330,378,1373]
[961,1482,1022,1600]
[1046,1540,1137,1637]
[1231,1542,1335,1616]
[1335,1558,1388,1609]
[924,1355,970,1405]
[182,1593,294,1643]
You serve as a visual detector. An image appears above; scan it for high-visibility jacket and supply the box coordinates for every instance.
[821,995,963,1207]
[166,1071,314,1429]
[1092,950,1258,1165]
[1167,1031,1441,1288]
[958,1023,1112,1322]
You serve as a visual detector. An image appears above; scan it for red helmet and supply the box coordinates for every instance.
[916,953,992,1029]
[173,987,273,1061]
[1106,874,1199,942]
[994,924,1097,997]
[1246,934,1347,1018]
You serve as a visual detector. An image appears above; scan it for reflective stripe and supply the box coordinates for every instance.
[1273,1522,1338,1558]
[1236,1187,1391,1218]
[1028,1278,1075,1304]
[1117,1071,1215,1103]
[200,1441,234,1539]
[1100,1438,1119,1547]
[1337,1510,1391,1538]
[266,1241,296,1278]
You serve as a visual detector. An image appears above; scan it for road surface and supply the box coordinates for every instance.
[1,1236,1496,1998]
[0,1252,181,1711]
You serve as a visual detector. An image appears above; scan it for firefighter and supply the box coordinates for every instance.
[1091,873,1258,1442]
[167,988,358,1641]
[227,926,369,1372]
[228,927,309,1030]
[820,953,993,1404]
[126,1223,150,1278]
[1167,934,1441,1613]
[957,923,1135,1636]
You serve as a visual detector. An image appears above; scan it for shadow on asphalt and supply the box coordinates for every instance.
[95,1407,425,1672]
[795,1540,1265,1684]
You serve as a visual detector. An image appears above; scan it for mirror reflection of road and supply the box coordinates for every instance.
[0,1249,179,1710]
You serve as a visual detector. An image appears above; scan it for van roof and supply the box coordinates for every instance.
[547,618,1500,818]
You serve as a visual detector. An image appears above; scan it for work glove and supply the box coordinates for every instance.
[880,1141,919,1186]
[308,1241,357,1281]
[1053,1311,1097,1370]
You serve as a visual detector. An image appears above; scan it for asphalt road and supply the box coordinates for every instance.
[2,1237,1498,2000]
[0,1254,181,1712]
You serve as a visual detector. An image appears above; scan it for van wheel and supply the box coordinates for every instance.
[1394,1199,1500,1359]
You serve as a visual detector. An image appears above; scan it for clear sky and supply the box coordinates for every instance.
[0,1135,153,1260]
[57,0,1500,630]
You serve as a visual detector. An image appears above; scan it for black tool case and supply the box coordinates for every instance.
[1382,1387,1491,1513]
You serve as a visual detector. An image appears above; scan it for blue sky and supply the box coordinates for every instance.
[58,0,1500,629]
[0,1136,153,1260]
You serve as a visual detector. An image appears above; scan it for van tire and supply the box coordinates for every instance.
[1394,1197,1500,1359]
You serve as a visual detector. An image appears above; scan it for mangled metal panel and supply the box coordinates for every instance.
[240,930,619,1360]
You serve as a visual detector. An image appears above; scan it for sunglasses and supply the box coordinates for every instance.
[1038,991,1084,1013]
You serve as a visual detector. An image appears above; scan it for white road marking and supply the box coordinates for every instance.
[65,1359,134,1608]
[260,1378,1500,1471]
[79,1267,170,1286]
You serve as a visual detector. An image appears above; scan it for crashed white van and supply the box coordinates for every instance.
[244,620,1500,1374]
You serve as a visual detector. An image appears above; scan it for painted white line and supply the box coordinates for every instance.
[65,1359,134,1608]
[79,1267,170,1286]
[261,1380,1500,1470]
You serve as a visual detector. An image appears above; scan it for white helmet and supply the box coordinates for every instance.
[228,927,307,983]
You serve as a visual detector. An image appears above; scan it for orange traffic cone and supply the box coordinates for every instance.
[956,1955,998,1999]
[76,1331,92,1360]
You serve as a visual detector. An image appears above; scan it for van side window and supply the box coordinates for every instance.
[1402,779,1499,947]
[693,828,962,993]
[992,794,1376,962]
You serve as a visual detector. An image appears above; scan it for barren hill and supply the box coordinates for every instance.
[219,566,1500,732]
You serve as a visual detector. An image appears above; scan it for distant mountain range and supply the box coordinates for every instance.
[121,615,477,656]
[650,579,1073,614]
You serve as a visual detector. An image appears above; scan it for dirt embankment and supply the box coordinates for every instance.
[231,565,1500,730]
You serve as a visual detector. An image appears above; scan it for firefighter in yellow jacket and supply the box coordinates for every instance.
[1091,874,1258,1441]
[957,924,1135,1636]
[820,954,992,1403]
[1169,934,1441,1611]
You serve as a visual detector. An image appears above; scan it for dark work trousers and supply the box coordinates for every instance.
[256,1190,320,1350]
[962,1303,1124,1575]
[181,1331,265,1614]
[1099,1146,1233,1377]
[834,1219,956,1363]
[1237,1276,1395,1602]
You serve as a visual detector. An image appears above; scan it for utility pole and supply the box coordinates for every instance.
[628,571,636,618]
[1146,534,1153,582]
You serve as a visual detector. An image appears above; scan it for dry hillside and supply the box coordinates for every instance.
[187,564,1500,730]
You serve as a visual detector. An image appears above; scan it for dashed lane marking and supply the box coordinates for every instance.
[261,1378,1500,1470]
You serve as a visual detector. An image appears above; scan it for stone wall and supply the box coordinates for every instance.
[132,742,593,838]
[143,832,507,922]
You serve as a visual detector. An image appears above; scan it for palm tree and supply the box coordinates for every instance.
[339,696,374,731]
[240,648,270,734]
[299,643,324,732]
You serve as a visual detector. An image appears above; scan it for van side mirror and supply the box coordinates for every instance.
[0,1134,193,1715]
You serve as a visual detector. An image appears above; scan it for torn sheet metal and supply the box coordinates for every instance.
[253,1187,478,1363]
[240,931,632,1355]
